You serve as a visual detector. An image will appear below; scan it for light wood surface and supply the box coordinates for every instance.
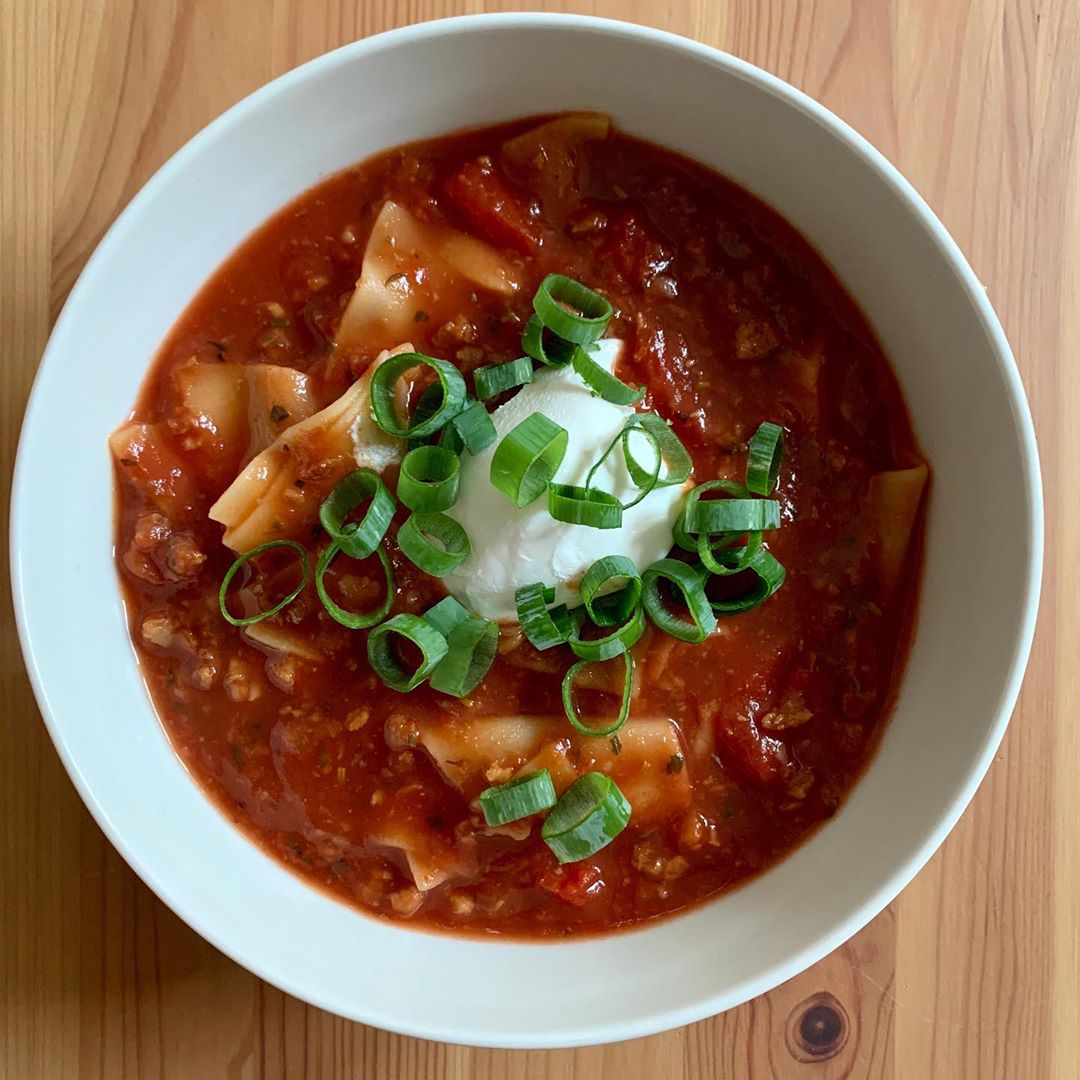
[1,1,1075,1076]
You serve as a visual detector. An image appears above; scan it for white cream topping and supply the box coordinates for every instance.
[443,339,685,621]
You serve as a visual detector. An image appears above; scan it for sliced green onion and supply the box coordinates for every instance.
[318,469,396,559]
[366,613,448,691]
[571,346,644,405]
[515,581,573,650]
[746,421,785,495]
[580,555,642,627]
[561,653,634,737]
[542,772,631,862]
[430,615,498,697]
[422,595,472,638]
[522,314,577,368]
[568,604,645,662]
[673,479,747,551]
[697,530,764,576]
[446,399,497,454]
[406,382,447,450]
[548,484,623,530]
[479,769,557,826]
[474,356,534,400]
[701,548,787,615]
[642,558,717,643]
[396,512,471,575]
[688,496,780,534]
[370,352,466,438]
[490,413,568,507]
[315,542,394,629]
[532,274,614,346]
[219,540,310,627]
[397,445,461,512]
[623,414,692,488]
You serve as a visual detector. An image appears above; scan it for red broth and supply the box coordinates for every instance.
[112,116,926,936]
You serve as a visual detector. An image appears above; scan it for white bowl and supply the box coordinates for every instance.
[11,14,1041,1049]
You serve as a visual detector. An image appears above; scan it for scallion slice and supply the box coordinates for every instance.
[219,540,310,627]
[547,483,623,529]
[318,469,395,559]
[541,772,631,863]
[701,547,786,615]
[474,356,534,400]
[479,769,557,827]
[396,512,471,575]
[446,399,497,454]
[579,555,643,627]
[688,496,780,534]
[641,558,717,643]
[697,530,763,576]
[370,352,466,438]
[406,382,447,450]
[623,414,692,488]
[568,604,645,662]
[745,421,785,495]
[561,653,634,737]
[522,314,576,368]
[515,581,573,650]
[397,445,461,512]
[429,614,499,697]
[532,274,614,346]
[315,541,394,629]
[422,595,472,638]
[672,479,748,551]
[366,613,448,692]
[490,413,568,507]
[571,346,644,405]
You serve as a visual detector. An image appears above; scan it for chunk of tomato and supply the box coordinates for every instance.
[537,861,605,907]
[444,157,542,255]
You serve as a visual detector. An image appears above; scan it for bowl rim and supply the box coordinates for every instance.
[10,12,1043,1048]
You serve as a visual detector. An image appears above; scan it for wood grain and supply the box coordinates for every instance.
[1,1,1074,1076]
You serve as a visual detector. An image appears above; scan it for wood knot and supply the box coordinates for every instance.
[785,991,849,1062]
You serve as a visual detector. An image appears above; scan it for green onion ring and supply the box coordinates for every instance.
[422,595,472,638]
[548,483,623,529]
[474,356,535,400]
[700,547,786,615]
[745,421,785,495]
[396,512,471,575]
[397,445,461,512]
[623,414,692,488]
[542,772,632,862]
[522,314,577,368]
[571,346,644,405]
[561,655,635,739]
[688,496,780,534]
[318,469,396,559]
[641,557,717,643]
[532,274,614,346]
[429,615,499,698]
[479,769,558,827]
[515,581,573,650]
[568,604,646,662]
[406,381,447,450]
[697,530,764,576]
[490,412,569,507]
[366,613,448,691]
[315,541,394,629]
[446,399,497,455]
[673,479,751,551]
[369,352,467,438]
[580,555,643,627]
[219,540,310,627]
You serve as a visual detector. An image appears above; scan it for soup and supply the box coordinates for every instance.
[111,114,927,936]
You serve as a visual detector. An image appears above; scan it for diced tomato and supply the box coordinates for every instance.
[714,711,791,786]
[444,157,542,255]
[537,861,606,907]
[600,209,672,289]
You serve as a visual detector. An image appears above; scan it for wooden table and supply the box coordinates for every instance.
[1,2,1074,1076]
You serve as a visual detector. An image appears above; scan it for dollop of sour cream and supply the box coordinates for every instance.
[443,339,686,621]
